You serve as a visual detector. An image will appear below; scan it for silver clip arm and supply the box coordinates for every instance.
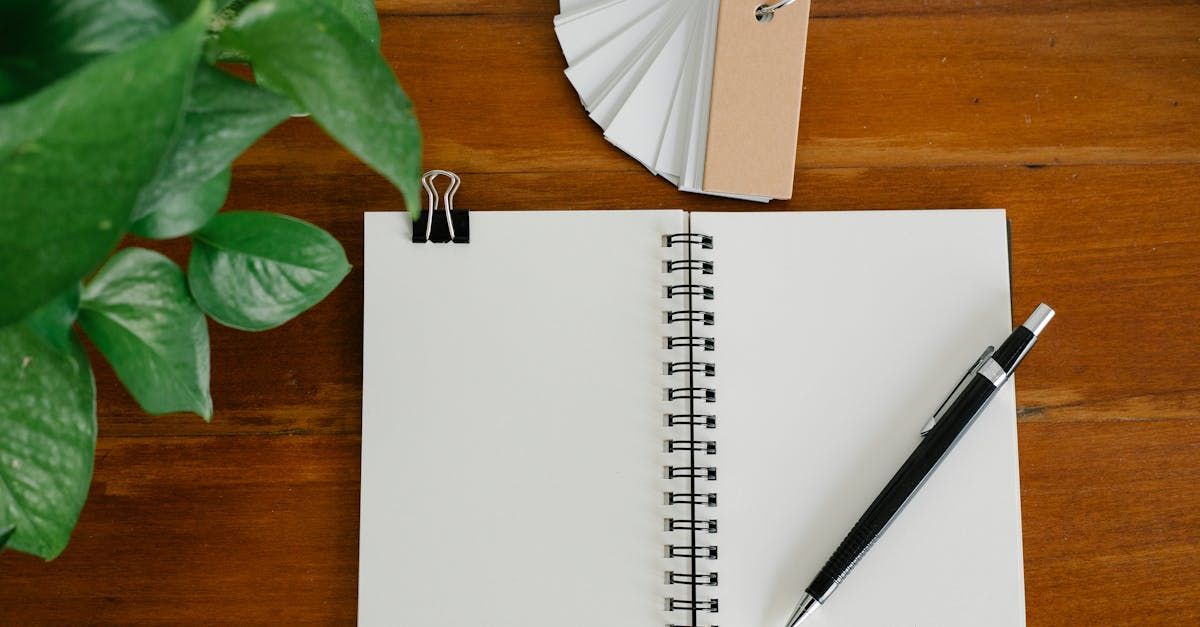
[921,346,994,435]
[421,170,461,242]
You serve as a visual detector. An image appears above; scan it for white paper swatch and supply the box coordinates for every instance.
[556,0,770,201]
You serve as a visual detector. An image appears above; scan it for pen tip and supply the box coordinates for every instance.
[785,593,820,627]
[1022,303,1055,337]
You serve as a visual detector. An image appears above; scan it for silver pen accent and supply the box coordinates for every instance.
[921,347,993,435]
[921,304,1055,435]
[1023,303,1055,336]
[977,358,1008,386]
[1005,304,1057,381]
[785,592,820,627]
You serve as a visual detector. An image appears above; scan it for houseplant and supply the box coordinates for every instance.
[0,0,422,559]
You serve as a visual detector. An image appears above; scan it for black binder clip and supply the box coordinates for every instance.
[412,170,470,244]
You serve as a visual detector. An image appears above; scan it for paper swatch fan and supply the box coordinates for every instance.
[554,0,812,202]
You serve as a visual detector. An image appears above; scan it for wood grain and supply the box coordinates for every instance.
[378,0,1199,18]
[1,1,1196,624]
[1020,420,1200,626]
[0,435,361,624]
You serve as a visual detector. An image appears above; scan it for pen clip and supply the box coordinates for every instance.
[921,346,995,436]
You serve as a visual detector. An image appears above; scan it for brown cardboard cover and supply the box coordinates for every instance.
[703,0,811,199]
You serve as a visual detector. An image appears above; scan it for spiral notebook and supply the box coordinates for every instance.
[359,210,1026,626]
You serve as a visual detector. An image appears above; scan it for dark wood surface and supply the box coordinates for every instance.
[2,1,1198,624]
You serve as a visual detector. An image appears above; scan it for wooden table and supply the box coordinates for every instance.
[2,1,1196,624]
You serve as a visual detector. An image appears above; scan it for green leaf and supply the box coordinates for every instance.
[0,0,175,102]
[189,211,350,331]
[0,524,14,550]
[0,2,211,327]
[213,0,380,73]
[131,168,231,239]
[327,0,381,49]
[0,70,17,103]
[24,284,82,353]
[78,248,212,420]
[221,0,422,217]
[207,1,258,62]
[0,324,96,560]
[132,64,296,221]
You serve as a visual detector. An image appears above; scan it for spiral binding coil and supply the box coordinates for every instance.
[663,232,718,626]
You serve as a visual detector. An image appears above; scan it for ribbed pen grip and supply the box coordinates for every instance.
[808,520,879,602]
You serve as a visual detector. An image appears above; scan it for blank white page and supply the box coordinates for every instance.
[691,210,1025,626]
[360,210,690,626]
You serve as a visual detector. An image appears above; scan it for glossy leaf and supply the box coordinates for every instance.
[189,211,351,331]
[328,0,381,49]
[0,3,210,326]
[222,0,422,217]
[0,324,96,560]
[132,64,296,220]
[214,0,254,24]
[210,0,377,64]
[0,0,175,102]
[78,248,212,420]
[24,283,82,353]
[131,168,231,239]
[0,524,13,550]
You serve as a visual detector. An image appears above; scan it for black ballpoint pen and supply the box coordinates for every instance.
[786,303,1055,626]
